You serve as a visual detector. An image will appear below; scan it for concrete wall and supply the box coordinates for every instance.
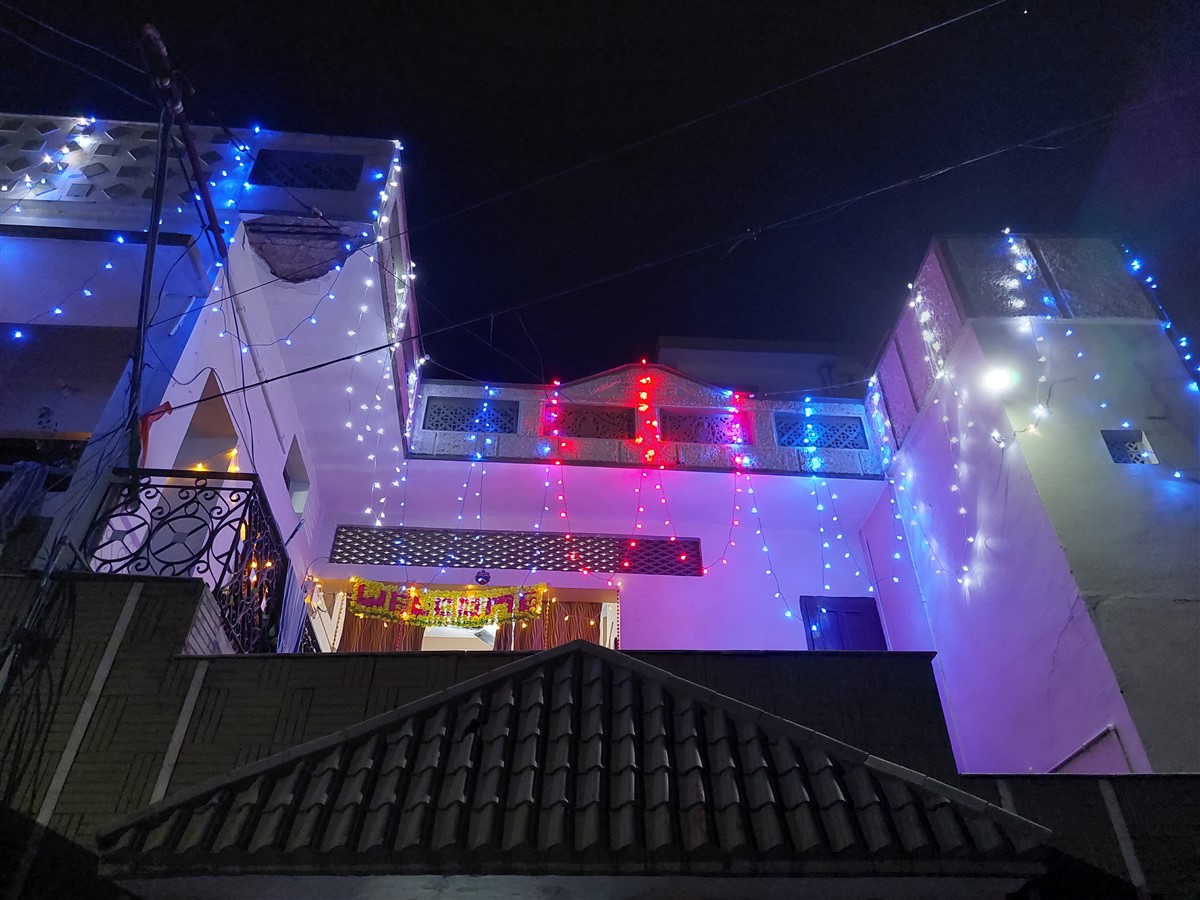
[865,328,1149,775]
[0,325,133,437]
[409,365,884,476]
[972,318,1200,772]
[318,455,888,652]
[142,229,318,580]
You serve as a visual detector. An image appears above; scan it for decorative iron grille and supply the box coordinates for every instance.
[331,525,703,576]
[82,469,290,653]
[545,404,636,440]
[248,148,364,192]
[1101,429,1158,464]
[423,396,520,434]
[775,414,869,450]
[661,410,750,444]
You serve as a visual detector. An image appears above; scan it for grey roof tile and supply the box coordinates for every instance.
[749,805,786,854]
[287,748,343,852]
[99,642,1049,881]
[248,766,303,852]
[644,767,671,810]
[466,804,498,850]
[212,776,266,852]
[175,792,222,853]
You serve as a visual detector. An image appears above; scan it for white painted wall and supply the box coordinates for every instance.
[972,317,1200,771]
[866,326,1150,774]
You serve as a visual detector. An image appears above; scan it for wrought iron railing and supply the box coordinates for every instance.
[82,468,290,653]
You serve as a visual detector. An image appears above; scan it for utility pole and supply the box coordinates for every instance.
[127,26,176,474]
[128,25,227,474]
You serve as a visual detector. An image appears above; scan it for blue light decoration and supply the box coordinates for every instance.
[1124,245,1198,379]
[12,329,24,339]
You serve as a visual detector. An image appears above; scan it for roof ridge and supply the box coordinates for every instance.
[98,640,1049,846]
[97,642,583,839]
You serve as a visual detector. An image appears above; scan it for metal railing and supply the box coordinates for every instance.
[81,468,289,653]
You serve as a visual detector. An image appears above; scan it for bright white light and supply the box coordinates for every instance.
[982,368,1015,393]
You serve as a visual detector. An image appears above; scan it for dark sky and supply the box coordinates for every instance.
[4,0,1198,384]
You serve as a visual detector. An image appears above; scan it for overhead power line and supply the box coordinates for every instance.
[0,0,145,74]
[81,0,1006,328]
[414,0,1012,231]
[163,83,1199,417]
[0,23,153,108]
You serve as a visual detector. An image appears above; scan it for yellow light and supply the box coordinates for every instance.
[194,463,206,471]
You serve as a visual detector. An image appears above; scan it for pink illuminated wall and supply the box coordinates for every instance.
[314,457,887,652]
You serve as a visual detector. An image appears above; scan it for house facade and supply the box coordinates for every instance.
[1,112,1198,897]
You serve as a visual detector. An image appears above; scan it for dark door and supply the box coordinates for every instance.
[801,596,887,651]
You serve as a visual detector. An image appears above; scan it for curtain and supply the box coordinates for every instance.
[338,614,425,652]
[274,571,307,653]
[493,617,544,651]
[391,620,425,652]
[544,601,601,648]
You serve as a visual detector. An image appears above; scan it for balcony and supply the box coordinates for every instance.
[81,468,302,653]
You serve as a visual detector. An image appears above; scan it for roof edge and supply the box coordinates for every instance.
[98,640,1051,846]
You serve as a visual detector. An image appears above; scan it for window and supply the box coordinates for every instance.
[283,437,310,513]
[247,149,364,191]
[775,414,869,450]
[423,397,519,434]
[545,404,636,440]
[1101,429,1158,464]
[800,596,886,651]
[330,525,703,576]
[661,410,751,444]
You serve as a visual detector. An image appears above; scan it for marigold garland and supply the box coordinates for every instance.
[348,579,547,629]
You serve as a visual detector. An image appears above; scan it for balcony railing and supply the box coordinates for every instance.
[81,468,289,653]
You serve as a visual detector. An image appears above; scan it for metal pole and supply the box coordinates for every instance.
[127,107,173,474]
[128,25,180,474]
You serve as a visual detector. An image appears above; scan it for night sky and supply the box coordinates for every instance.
[3,0,1197,385]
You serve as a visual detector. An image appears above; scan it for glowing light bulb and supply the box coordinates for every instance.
[983,368,1016,393]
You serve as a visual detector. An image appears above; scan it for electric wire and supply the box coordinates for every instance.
[410,0,1013,231]
[143,0,1015,330]
[0,0,145,73]
[146,77,1200,380]
[0,23,153,108]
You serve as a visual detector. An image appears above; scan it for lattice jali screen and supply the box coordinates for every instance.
[661,410,750,444]
[775,414,869,450]
[423,397,520,434]
[544,404,636,440]
[331,526,703,576]
[248,148,365,191]
[1101,429,1158,464]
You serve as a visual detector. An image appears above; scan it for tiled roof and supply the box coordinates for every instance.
[98,642,1049,880]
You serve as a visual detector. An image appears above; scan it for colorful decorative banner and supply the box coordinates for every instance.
[349,580,546,629]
